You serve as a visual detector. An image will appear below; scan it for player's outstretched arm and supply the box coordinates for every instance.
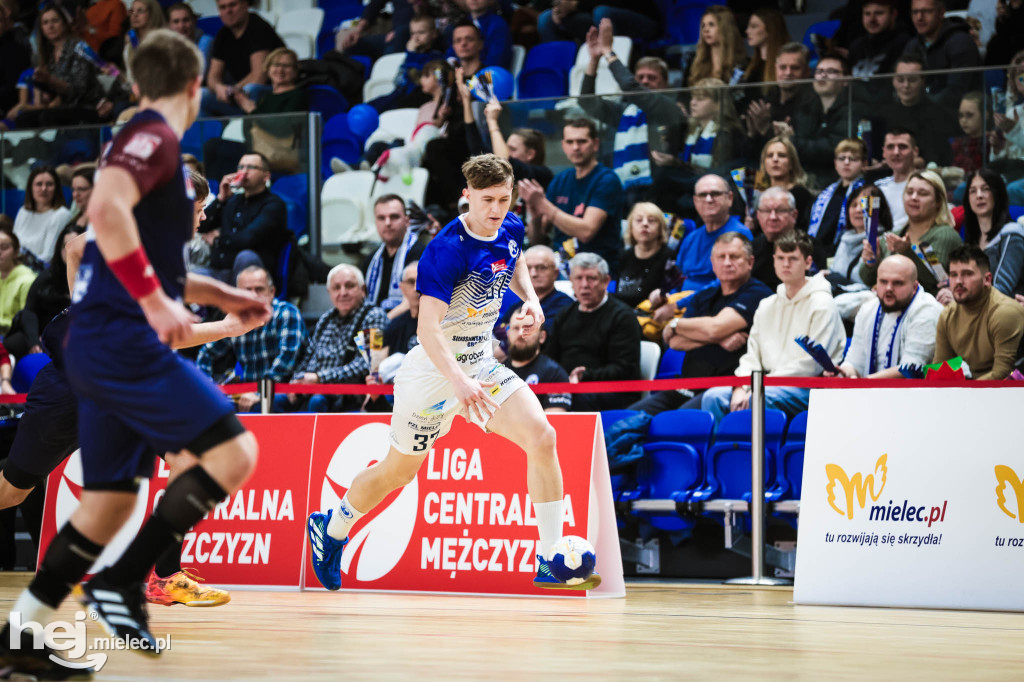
[417,295,498,422]
[183,272,271,328]
[65,232,87,293]
[88,165,197,346]
[175,313,268,349]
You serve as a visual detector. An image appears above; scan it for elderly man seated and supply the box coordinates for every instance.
[277,264,388,413]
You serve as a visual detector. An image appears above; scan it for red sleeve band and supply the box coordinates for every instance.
[108,247,161,300]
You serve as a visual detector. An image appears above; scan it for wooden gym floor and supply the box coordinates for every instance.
[2,575,1023,680]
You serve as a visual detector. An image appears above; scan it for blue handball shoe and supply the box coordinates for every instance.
[307,510,348,591]
[532,554,602,590]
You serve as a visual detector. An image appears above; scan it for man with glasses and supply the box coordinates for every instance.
[779,53,857,185]
[648,174,751,323]
[201,151,289,284]
[902,0,980,108]
[500,245,573,332]
[197,265,307,412]
[751,187,826,289]
[808,138,866,257]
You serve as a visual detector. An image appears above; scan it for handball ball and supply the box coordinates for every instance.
[547,536,596,585]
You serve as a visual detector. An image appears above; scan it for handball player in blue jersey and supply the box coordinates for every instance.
[307,154,601,592]
[0,30,270,678]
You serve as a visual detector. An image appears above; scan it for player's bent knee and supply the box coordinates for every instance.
[522,420,557,457]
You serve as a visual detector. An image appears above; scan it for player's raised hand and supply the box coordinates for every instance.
[139,289,198,346]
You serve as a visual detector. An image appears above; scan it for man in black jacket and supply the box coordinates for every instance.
[849,0,913,80]
[902,0,980,108]
[546,252,642,411]
[202,152,289,284]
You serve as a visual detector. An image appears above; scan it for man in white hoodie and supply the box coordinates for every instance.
[701,230,845,423]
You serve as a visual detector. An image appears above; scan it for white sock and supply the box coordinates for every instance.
[533,499,564,561]
[10,591,55,628]
[326,493,366,540]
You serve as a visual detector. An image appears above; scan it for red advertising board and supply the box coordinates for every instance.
[37,415,316,588]
[37,413,624,597]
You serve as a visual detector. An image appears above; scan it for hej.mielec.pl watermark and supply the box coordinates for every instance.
[9,611,171,671]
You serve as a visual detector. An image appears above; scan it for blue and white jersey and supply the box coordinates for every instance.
[416,212,524,367]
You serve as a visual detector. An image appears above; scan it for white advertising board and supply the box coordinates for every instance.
[794,388,1024,611]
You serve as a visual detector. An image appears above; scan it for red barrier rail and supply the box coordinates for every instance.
[0,374,1018,405]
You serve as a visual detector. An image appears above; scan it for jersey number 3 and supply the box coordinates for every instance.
[412,430,440,453]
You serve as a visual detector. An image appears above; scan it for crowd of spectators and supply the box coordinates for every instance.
[0,0,1022,418]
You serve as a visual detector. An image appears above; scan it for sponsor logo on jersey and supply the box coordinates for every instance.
[454,349,487,364]
[419,400,448,417]
[490,259,507,273]
[467,306,485,317]
[122,132,162,160]
[452,334,488,345]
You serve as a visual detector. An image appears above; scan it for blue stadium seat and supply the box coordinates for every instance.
[181,119,223,160]
[802,20,841,63]
[197,15,223,38]
[308,84,349,121]
[317,2,363,58]
[600,409,642,430]
[655,348,686,379]
[623,410,714,530]
[322,137,362,173]
[2,189,25,215]
[1010,206,1024,221]
[276,240,293,300]
[772,411,808,500]
[271,173,309,239]
[517,41,576,100]
[11,353,51,393]
[690,409,787,503]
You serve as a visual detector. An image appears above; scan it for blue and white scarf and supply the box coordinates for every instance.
[808,177,864,246]
[365,228,418,312]
[612,104,651,191]
[682,120,717,169]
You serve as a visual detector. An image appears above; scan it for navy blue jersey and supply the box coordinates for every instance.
[416,213,524,359]
[71,109,194,326]
[39,309,69,372]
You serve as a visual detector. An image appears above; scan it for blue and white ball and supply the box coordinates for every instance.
[547,536,596,585]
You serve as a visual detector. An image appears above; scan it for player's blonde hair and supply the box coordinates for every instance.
[462,154,514,189]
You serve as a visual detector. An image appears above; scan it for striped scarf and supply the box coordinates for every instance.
[808,178,864,246]
[612,104,651,190]
[365,228,418,312]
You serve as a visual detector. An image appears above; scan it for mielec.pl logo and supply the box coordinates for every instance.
[8,611,172,671]
[826,455,887,519]
[995,465,1024,522]
[826,454,948,526]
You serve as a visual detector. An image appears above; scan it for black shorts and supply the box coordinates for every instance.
[2,362,78,490]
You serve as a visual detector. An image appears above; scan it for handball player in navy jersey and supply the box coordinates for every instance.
[1,29,270,678]
[307,154,600,592]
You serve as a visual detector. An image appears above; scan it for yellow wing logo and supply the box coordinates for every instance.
[825,455,888,519]
[466,306,483,318]
[995,465,1024,522]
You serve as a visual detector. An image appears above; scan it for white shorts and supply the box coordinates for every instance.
[389,347,527,455]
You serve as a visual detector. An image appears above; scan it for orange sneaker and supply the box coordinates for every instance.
[145,567,231,607]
